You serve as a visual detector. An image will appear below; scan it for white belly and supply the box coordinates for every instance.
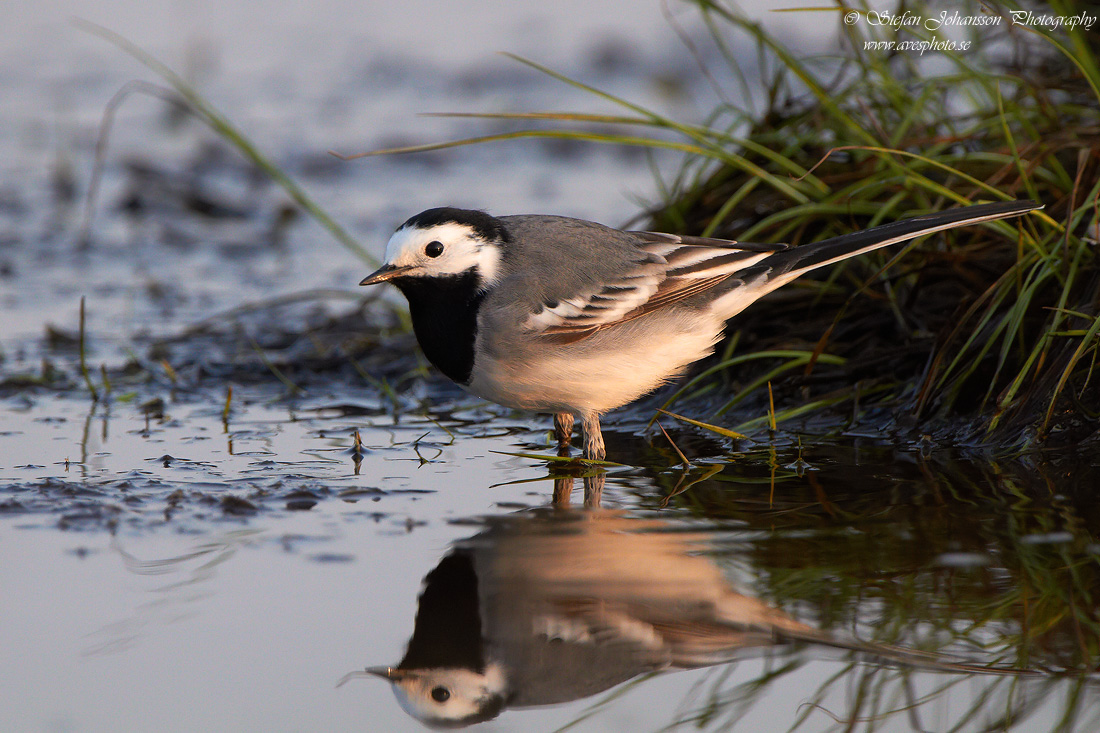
[468,311,723,416]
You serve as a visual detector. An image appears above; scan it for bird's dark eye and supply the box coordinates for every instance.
[430,686,451,703]
[425,241,444,258]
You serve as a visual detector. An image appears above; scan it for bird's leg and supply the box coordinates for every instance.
[581,413,606,461]
[554,412,574,454]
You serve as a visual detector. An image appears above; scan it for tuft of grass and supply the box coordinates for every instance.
[646,0,1100,447]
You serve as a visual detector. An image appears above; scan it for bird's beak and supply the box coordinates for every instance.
[364,666,412,681]
[360,263,414,286]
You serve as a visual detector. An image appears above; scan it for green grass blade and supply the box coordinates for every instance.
[76,20,375,266]
[656,409,749,440]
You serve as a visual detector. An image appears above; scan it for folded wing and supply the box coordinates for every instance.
[524,233,783,343]
[523,201,1040,344]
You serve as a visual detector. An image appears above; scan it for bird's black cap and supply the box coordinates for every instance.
[400,207,510,243]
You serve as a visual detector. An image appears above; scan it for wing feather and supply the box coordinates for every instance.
[630,231,788,253]
[523,233,780,341]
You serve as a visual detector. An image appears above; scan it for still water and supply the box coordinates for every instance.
[1,1,1097,731]
[3,392,1097,731]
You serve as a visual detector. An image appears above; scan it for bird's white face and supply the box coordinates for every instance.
[387,666,507,726]
[379,222,503,286]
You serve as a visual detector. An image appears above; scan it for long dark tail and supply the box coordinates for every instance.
[760,200,1041,282]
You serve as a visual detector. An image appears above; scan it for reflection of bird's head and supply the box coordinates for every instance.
[367,665,507,728]
[361,550,508,727]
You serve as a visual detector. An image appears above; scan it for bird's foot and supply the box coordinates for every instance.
[581,414,606,462]
[554,412,575,454]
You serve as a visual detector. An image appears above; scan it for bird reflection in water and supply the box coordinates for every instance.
[342,476,1017,728]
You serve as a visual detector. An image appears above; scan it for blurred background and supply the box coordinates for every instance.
[1,0,825,365]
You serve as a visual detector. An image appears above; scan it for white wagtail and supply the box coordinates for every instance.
[360,201,1040,460]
